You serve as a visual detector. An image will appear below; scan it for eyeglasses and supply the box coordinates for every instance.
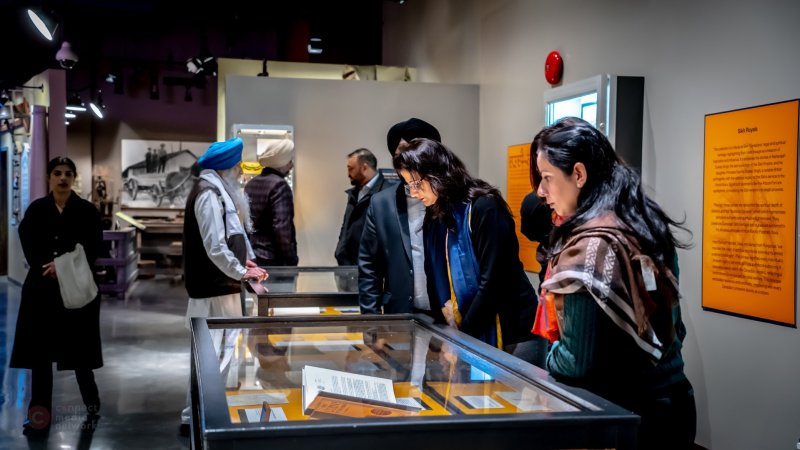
[404,178,425,195]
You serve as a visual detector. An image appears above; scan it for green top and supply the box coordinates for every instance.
[545,255,689,409]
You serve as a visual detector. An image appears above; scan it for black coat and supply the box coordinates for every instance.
[335,174,394,265]
[10,192,103,370]
[244,168,298,266]
[358,184,416,314]
[425,195,537,346]
[519,191,553,283]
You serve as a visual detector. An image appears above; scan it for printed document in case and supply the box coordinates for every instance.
[301,365,420,418]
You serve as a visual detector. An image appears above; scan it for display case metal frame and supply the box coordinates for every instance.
[190,314,638,450]
[244,265,358,314]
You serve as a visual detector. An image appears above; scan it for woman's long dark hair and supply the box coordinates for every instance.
[393,138,509,226]
[534,120,691,264]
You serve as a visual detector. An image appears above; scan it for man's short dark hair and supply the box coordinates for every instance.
[348,148,377,170]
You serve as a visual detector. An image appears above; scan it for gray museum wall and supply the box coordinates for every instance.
[224,75,479,266]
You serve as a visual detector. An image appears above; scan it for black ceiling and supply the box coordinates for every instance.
[2,0,386,91]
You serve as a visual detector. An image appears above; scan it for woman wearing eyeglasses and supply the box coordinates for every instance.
[393,139,543,363]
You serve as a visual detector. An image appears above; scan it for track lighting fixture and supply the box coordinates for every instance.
[89,90,105,119]
[307,37,323,55]
[187,34,216,78]
[27,9,56,41]
[257,59,269,77]
[149,71,160,100]
[66,92,86,112]
[106,63,124,94]
[186,55,217,77]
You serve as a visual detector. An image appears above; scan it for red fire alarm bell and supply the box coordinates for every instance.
[544,51,563,85]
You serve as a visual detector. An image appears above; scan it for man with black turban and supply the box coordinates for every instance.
[358,118,444,320]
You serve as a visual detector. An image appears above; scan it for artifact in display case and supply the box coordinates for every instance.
[245,266,359,316]
[190,315,638,450]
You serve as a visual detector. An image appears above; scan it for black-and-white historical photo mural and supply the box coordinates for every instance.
[121,139,208,208]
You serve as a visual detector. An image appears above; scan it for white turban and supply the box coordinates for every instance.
[258,139,295,169]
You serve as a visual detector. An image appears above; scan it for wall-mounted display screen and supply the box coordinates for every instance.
[545,92,598,129]
[544,74,611,138]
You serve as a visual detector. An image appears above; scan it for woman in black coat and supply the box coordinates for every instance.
[393,139,543,362]
[10,157,103,434]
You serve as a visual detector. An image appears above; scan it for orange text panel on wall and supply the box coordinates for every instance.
[702,99,798,326]
[507,144,539,273]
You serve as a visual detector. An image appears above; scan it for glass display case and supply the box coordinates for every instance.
[190,315,638,450]
[246,266,359,316]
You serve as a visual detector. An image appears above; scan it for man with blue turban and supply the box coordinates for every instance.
[180,137,267,434]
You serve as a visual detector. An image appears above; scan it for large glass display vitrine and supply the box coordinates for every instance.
[190,315,638,450]
[246,266,359,316]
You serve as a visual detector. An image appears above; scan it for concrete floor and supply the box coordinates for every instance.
[0,276,192,449]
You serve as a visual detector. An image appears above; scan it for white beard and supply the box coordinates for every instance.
[218,168,252,233]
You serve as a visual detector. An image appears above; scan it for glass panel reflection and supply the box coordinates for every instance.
[213,322,579,424]
[257,267,358,294]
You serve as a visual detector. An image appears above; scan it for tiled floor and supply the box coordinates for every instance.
[0,276,192,449]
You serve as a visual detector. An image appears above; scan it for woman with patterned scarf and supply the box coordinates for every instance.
[532,119,696,449]
[393,138,543,364]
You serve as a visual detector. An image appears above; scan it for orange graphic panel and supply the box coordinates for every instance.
[507,144,539,273]
[702,99,798,326]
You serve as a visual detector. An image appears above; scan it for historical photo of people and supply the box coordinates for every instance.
[120,139,208,208]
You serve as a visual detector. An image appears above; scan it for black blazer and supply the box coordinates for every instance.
[335,174,394,265]
[358,184,415,314]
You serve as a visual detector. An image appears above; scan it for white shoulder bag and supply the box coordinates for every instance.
[54,243,99,309]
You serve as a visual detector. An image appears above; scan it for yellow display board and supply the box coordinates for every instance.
[507,144,540,273]
[702,99,799,326]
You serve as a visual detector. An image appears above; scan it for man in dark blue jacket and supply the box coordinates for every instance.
[358,118,444,318]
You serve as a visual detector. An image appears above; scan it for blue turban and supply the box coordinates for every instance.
[198,137,243,170]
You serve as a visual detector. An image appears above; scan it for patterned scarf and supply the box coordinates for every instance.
[539,213,680,362]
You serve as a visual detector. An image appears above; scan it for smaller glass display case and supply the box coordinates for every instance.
[246,266,359,316]
[190,315,638,450]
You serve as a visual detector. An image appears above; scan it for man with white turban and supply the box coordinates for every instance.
[244,138,298,266]
[180,136,267,434]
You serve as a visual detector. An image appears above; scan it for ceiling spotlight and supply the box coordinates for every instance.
[27,9,56,41]
[307,37,323,55]
[55,41,78,69]
[186,55,217,77]
[106,63,124,94]
[89,90,105,119]
[64,112,76,119]
[66,92,86,112]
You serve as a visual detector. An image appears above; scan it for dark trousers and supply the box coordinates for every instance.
[636,378,697,450]
[29,364,100,426]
